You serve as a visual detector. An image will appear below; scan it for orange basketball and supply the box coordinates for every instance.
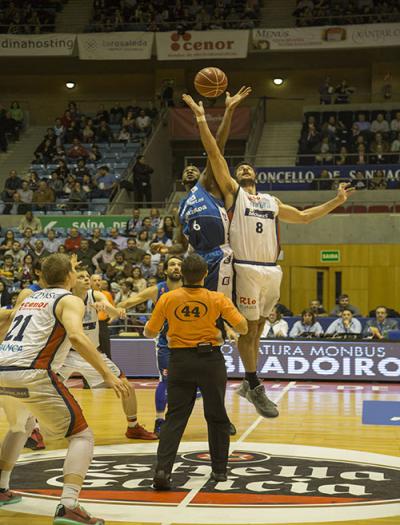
[194,67,228,98]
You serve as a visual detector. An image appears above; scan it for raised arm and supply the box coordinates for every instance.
[278,183,355,224]
[201,87,252,190]
[58,295,130,398]
[93,290,126,320]
[183,94,238,198]
[117,285,158,310]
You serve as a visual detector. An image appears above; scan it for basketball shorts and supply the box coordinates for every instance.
[203,245,233,298]
[234,263,283,321]
[0,369,87,438]
[58,350,122,388]
[156,345,170,380]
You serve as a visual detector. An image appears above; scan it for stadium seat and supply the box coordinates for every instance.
[368,205,390,213]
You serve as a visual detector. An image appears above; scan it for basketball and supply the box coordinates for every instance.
[194,67,228,98]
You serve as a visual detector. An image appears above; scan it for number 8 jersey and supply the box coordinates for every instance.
[0,288,72,370]
[229,187,281,264]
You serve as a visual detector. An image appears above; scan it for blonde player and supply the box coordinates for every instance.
[58,269,157,440]
[0,253,130,525]
[183,92,355,418]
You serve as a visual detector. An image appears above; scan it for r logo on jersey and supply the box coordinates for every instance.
[239,297,256,305]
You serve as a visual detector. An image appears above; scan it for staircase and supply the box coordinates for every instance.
[260,0,297,28]
[0,126,47,182]
[55,0,93,33]
[255,121,302,167]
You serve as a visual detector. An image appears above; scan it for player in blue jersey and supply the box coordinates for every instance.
[118,256,183,436]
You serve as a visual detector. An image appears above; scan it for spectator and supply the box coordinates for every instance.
[32,180,55,211]
[129,266,147,293]
[53,117,65,143]
[109,102,124,125]
[369,169,387,189]
[82,119,95,143]
[31,239,50,260]
[95,120,113,143]
[8,192,25,215]
[2,169,22,213]
[64,227,82,253]
[354,113,371,133]
[18,253,35,282]
[121,238,146,265]
[68,182,87,211]
[93,165,118,198]
[315,137,334,164]
[334,80,354,104]
[136,229,151,252]
[0,230,15,256]
[76,238,96,272]
[18,210,42,234]
[325,309,362,337]
[34,138,57,163]
[0,255,15,286]
[160,79,174,107]
[117,126,131,143]
[330,294,361,317]
[5,241,26,266]
[125,208,142,237]
[371,132,389,153]
[319,76,334,105]
[132,155,153,206]
[106,251,128,281]
[9,101,24,129]
[153,226,172,247]
[148,242,162,273]
[89,144,102,162]
[136,109,152,134]
[92,240,118,272]
[390,111,400,133]
[371,113,389,135]
[108,227,127,250]
[140,253,156,279]
[17,180,33,208]
[20,227,36,252]
[289,309,324,338]
[0,280,11,307]
[49,171,64,197]
[89,227,105,252]
[335,146,350,166]
[114,280,134,305]
[363,306,399,339]
[309,299,327,316]
[43,229,62,253]
[73,159,91,181]
[66,138,90,159]
[261,307,289,338]
[353,170,367,190]
[4,111,20,141]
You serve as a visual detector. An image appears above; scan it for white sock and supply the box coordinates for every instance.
[61,483,80,509]
[127,416,138,428]
[156,412,165,419]
[0,470,11,491]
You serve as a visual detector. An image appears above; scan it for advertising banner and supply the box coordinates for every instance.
[170,107,250,140]
[41,215,130,232]
[77,32,153,60]
[252,23,400,52]
[254,164,400,191]
[156,30,249,60]
[0,33,75,56]
[111,338,400,381]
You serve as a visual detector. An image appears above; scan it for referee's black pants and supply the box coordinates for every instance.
[156,347,230,475]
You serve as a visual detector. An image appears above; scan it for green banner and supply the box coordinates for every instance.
[320,250,341,263]
[41,215,130,232]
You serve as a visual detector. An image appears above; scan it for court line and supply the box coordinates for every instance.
[160,380,296,525]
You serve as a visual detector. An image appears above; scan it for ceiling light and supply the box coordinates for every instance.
[273,78,284,86]
[65,81,76,89]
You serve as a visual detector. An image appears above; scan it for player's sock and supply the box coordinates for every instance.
[60,483,80,509]
[127,416,138,428]
[0,471,11,491]
[155,381,168,414]
[245,372,260,390]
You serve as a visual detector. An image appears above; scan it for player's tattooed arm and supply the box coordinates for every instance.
[277,183,355,224]
[117,285,158,310]
[183,94,237,198]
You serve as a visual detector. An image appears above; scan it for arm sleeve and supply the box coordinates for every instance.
[219,295,245,328]
[289,321,299,338]
[325,320,337,336]
[146,295,167,334]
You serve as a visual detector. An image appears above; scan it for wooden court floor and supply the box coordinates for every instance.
[0,379,399,525]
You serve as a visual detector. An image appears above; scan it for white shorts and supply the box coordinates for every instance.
[58,351,122,388]
[234,263,283,321]
[0,369,87,438]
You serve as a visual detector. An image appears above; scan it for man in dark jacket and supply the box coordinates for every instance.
[133,155,153,207]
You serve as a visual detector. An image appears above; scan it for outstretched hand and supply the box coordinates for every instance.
[182,94,205,118]
[225,86,252,111]
[336,182,355,203]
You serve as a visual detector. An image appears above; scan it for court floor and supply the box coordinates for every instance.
[0,379,399,525]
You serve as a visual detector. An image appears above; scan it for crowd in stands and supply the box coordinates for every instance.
[89,0,261,32]
[298,103,400,174]
[0,212,398,340]
[0,101,25,154]
[0,0,67,34]
[294,0,400,27]
[0,100,158,214]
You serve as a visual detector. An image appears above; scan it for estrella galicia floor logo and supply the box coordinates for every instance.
[7,443,400,523]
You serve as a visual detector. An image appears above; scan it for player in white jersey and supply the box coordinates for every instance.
[58,270,157,440]
[183,93,355,418]
[0,253,130,525]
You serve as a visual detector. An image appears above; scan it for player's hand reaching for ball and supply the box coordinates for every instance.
[336,182,355,203]
[225,86,252,111]
[182,94,205,118]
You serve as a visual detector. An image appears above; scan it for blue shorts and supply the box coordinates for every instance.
[156,346,170,380]
[202,246,233,297]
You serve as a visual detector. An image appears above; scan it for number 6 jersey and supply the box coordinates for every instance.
[229,187,281,264]
[0,288,72,370]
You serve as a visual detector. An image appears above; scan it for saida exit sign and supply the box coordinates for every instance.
[320,250,341,263]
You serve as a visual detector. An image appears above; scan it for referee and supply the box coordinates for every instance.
[144,254,247,489]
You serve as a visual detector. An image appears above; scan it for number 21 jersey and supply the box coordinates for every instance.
[0,288,71,370]
[229,187,280,264]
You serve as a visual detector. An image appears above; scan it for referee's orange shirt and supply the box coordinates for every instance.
[146,286,245,348]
